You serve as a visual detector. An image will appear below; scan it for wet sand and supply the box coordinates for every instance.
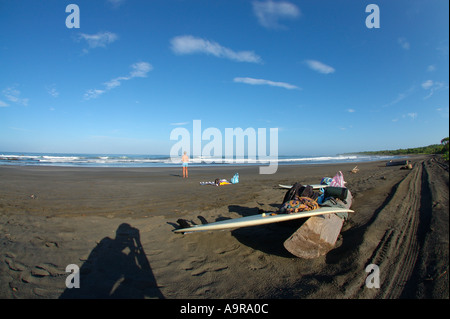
[0,155,448,300]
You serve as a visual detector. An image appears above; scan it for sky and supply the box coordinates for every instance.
[0,0,448,156]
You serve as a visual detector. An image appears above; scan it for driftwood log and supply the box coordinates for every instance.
[284,213,344,259]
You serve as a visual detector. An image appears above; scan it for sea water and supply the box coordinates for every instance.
[0,152,404,168]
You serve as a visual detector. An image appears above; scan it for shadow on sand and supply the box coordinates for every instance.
[60,223,164,299]
[227,204,304,258]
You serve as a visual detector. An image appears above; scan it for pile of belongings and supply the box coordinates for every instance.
[280,171,354,259]
[200,173,239,186]
[279,171,352,220]
[280,185,320,213]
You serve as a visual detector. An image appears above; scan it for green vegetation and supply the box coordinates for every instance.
[441,137,449,161]
[349,137,449,161]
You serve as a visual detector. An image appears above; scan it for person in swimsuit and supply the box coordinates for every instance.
[181,151,189,178]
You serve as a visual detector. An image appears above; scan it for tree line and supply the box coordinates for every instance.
[350,137,449,161]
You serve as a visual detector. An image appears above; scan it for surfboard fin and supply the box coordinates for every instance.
[176,219,193,229]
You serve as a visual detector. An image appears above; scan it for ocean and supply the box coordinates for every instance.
[0,152,403,168]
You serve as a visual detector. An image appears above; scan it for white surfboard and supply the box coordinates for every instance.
[173,207,354,233]
[279,184,329,189]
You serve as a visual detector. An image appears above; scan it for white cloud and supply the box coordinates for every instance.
[84,89,105,100]
[170,122,189,126]
[234,77,299,90]
[407,112,418,120]
[107,0,125,8]
[427,65,436,72]
[0,100,9,107]
[103,62,152,89]
[422,80,447,99]
[436,106,449,118]
[304,60,335,74]
[46,85,59,98]
[104,77,126,90]
[170,35,262,63]
[421,80,433,90]
[436,40,449,56]
[398,37,410,50]
[347,109,355,113]
[382,86,415,108]
[2,86,29,106]
[390,93,406,105]
[252,0,300,29]
[78,31,118,51]
[85,62,152,100]
[129,62,153,78]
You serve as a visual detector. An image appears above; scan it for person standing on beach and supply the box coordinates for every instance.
[181,151,189,178]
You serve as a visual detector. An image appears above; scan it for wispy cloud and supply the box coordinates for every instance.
[436,40,449,56]
[436,106,449,118]
[347,108,355,113]
[2,86,29,106]
[385,93,407,107]
[170,122,189,126]
[84,62,152,100]
[103,62,152,90]
[9,127,32,132]
[233,77,300,90]
[421,80,447,99]
[170,35,262,63]
[252,0,300,29]
[382,86,415,107]
[427,65,436,72]
[84,89,105,100]
[421,80,434,90]
[77,31,118,53]
[0,100,9,107]
[393,112,419,122]
[106,0,125,8]
[398,37,410,50]
[304,60,335,74]
[46,85,59,98]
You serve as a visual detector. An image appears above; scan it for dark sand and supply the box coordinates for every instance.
[0,155,448,299]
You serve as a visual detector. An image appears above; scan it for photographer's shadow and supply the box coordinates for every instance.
[60,223,164,299]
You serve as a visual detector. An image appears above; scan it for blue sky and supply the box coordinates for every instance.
[0,0,448,156]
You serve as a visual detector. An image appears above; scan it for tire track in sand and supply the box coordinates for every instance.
[379,163,421,298]
[355,161,425,298]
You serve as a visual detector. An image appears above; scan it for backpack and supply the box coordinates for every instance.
[282,183,318,205]
[231,173,239,184]
[324,186,348,201]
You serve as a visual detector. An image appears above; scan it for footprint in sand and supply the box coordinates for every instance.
[29,236,59,248]
[36,263,66,277]
[213,244,240,255]
[191,264,229,277]
[4,255,27,272]
[180,257,207,271]
[45,241,59,248]
[246,254,268,271]
[20,264,64,284]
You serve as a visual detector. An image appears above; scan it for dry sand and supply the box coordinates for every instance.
[0,155,448,300]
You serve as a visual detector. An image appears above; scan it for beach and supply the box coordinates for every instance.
[0,155,448,299]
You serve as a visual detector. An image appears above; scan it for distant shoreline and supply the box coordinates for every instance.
[341,143,447,157]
